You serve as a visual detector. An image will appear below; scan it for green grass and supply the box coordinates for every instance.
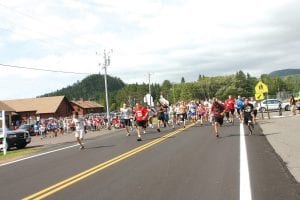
[0,147,40,161]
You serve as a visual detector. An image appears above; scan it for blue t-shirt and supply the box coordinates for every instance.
[236,99,244,109]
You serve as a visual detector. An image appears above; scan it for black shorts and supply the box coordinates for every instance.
[178,113,187,121]
[244,115,253,125]
[253,110,258,117]
[215,117,224,125]
[225,112,230,119]
[122,119,131,126]
[230,109,235,115]
[158,113,164,121]
[136,120,147,128]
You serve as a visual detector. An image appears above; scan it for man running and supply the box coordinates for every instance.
[72,112,85,149]
[189,101,197,123]
[197,102,206,125]
[120,103,132,136]
[134,102,148,141]
[169,104,176,129]
[147,105,156,129]
[225,95,235,123]
[178,101,188,128]
[249,97,258,124]
[241,98,254,135]
[236,95,244,121]
[211,99,225,137]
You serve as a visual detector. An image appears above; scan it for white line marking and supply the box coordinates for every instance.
[240,123,252,200]
[0,144,79,168]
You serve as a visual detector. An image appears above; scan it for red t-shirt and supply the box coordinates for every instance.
[226,99,235,110]
[211,103,225,118]
[135,106,148,121]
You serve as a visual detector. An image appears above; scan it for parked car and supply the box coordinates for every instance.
[17,124,35,136]
[0,128,31,150]
[257,99,290,112]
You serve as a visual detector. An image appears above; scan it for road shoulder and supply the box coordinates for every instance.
[258,114,300,183]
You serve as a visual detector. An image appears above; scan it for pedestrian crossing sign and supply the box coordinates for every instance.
[255,92,265,100]
[255,81,268,94]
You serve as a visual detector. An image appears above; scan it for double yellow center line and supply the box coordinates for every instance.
[23,123,194,200]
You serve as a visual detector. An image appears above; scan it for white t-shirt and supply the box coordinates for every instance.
[120,108,131,119]
[249,100,257,110]
[73,117,84,131]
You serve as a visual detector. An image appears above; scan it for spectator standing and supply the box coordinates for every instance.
[290,95,296,115]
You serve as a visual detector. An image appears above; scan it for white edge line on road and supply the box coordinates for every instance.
[240,123,252,200]
[0,144,79,168]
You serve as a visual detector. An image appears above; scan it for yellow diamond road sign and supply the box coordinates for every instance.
[255,81,268,94]
[255,93,264,100]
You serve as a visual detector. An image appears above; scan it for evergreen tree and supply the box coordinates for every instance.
[181,77,185,83]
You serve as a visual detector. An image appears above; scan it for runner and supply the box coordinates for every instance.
[174,103,180,125]
[147,105,156,129]
[189,101,197,123]
[169,104,176,129]
[224,100,230,123]
[72,112,85,149]
[241,98,255,135]
[156,102,164,132]
[225,95,235,123]
[134,102,148,141]
[211,99,225,137]
[203,99,210,122]
[178,101,188,128]
[197,102,206,125]
[249,97,258,124]
[236,95,244,121]
[162,103,169,127]
[120,103,132,136]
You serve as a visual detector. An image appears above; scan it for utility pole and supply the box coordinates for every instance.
[148,72,152,95]
[172,84,176,104]
[97,49,113,129]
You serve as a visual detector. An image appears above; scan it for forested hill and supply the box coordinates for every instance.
[40,74,125,102]
[269,69,300,77]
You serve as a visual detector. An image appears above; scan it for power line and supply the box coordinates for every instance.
[0,63,92,75]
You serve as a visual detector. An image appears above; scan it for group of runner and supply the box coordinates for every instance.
[116,95,258,141]
[72,95,258,148]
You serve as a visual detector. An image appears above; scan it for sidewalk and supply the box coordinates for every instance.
[28,128,120,149]
[258,113,300,183]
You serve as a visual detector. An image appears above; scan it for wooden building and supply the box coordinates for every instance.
[71,99,104,116]
[0,101,15,127]
[3,96,73,124]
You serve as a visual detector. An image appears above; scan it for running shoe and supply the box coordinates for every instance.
[137,136,142,141]
[157,128,161,132]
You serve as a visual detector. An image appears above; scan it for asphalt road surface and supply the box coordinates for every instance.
[0,121,299,200]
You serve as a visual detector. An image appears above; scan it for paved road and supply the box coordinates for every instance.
[0,121,299,200]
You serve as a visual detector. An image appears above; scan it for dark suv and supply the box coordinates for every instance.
[0,128,31,150]
[17,124,35,136]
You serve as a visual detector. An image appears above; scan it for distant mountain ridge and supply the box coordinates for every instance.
[269,69,300,77]
[40,74,125,102]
